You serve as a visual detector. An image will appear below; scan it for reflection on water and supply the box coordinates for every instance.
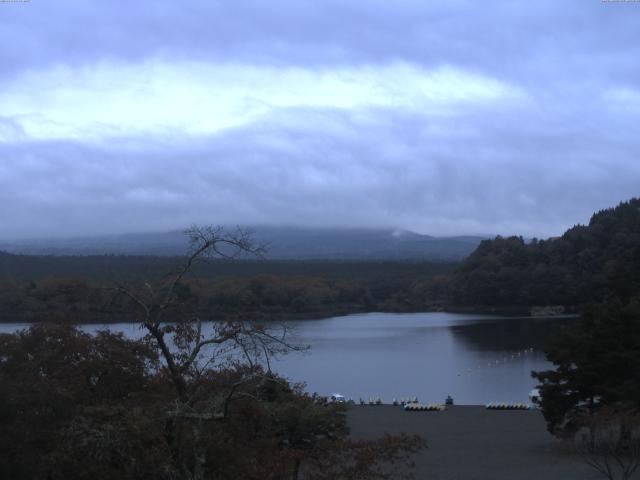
[272,312,576,405]
[0,312,577,405]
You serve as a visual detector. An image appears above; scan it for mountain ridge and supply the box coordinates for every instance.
[0,226,487,261]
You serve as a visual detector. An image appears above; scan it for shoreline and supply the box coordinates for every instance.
[0,305,578,325]
[0,307,578,325]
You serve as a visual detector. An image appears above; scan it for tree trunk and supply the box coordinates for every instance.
[292,458,301,480]
[192,420,207,480]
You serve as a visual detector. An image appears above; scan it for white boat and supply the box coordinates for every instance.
[528,388,541,404]
[329,393,346,403]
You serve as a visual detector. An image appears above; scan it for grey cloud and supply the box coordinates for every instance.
[2,0,639,85]
[1,1,639,239]
[2,96,638,240]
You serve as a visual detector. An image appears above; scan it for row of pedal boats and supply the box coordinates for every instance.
[403,402,533,411]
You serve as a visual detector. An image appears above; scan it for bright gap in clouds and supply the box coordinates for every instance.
[0,61,522,141]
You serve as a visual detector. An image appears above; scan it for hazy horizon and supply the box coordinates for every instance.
[0,221,575,244]
[1,223,492,243]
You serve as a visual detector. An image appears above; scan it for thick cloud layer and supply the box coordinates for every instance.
[1,0,639,239]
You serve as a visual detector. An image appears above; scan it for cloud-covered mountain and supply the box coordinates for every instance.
[1,1,639,240]
[0,227,485,261]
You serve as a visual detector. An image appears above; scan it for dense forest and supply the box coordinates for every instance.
[0,256,454,322]
[452,198,640,308]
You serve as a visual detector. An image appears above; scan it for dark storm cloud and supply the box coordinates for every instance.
[1,0,639,239]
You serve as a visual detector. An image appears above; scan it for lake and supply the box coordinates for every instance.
[0,312,575,405]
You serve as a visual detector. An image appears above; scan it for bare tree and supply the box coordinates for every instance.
[572,408,640,480]
[112,225,305,480]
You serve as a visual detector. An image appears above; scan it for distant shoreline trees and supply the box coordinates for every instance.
[0,260,455,324]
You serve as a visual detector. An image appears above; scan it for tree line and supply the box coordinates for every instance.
[0,259,454,323]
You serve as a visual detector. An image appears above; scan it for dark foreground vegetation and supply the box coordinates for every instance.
[534,299,640,436]
[0,324,424,480]
[0,228,424,480]
[530,297,640,480]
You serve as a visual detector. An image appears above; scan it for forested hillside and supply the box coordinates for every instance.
[452,198,640,307]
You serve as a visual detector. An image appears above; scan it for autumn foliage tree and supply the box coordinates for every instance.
[0,324,424,480]
[0,324,163,480]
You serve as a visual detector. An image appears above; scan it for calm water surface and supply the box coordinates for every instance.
[0,312,576,405]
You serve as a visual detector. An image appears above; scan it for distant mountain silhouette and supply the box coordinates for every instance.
[0,227,486,260]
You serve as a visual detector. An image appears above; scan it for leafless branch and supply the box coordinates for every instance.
[572,408,640,480]
[102,225,303,404]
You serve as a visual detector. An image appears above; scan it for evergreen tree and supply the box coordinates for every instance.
[532,299,640,436]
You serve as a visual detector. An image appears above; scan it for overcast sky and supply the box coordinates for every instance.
[1,0,639,240]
